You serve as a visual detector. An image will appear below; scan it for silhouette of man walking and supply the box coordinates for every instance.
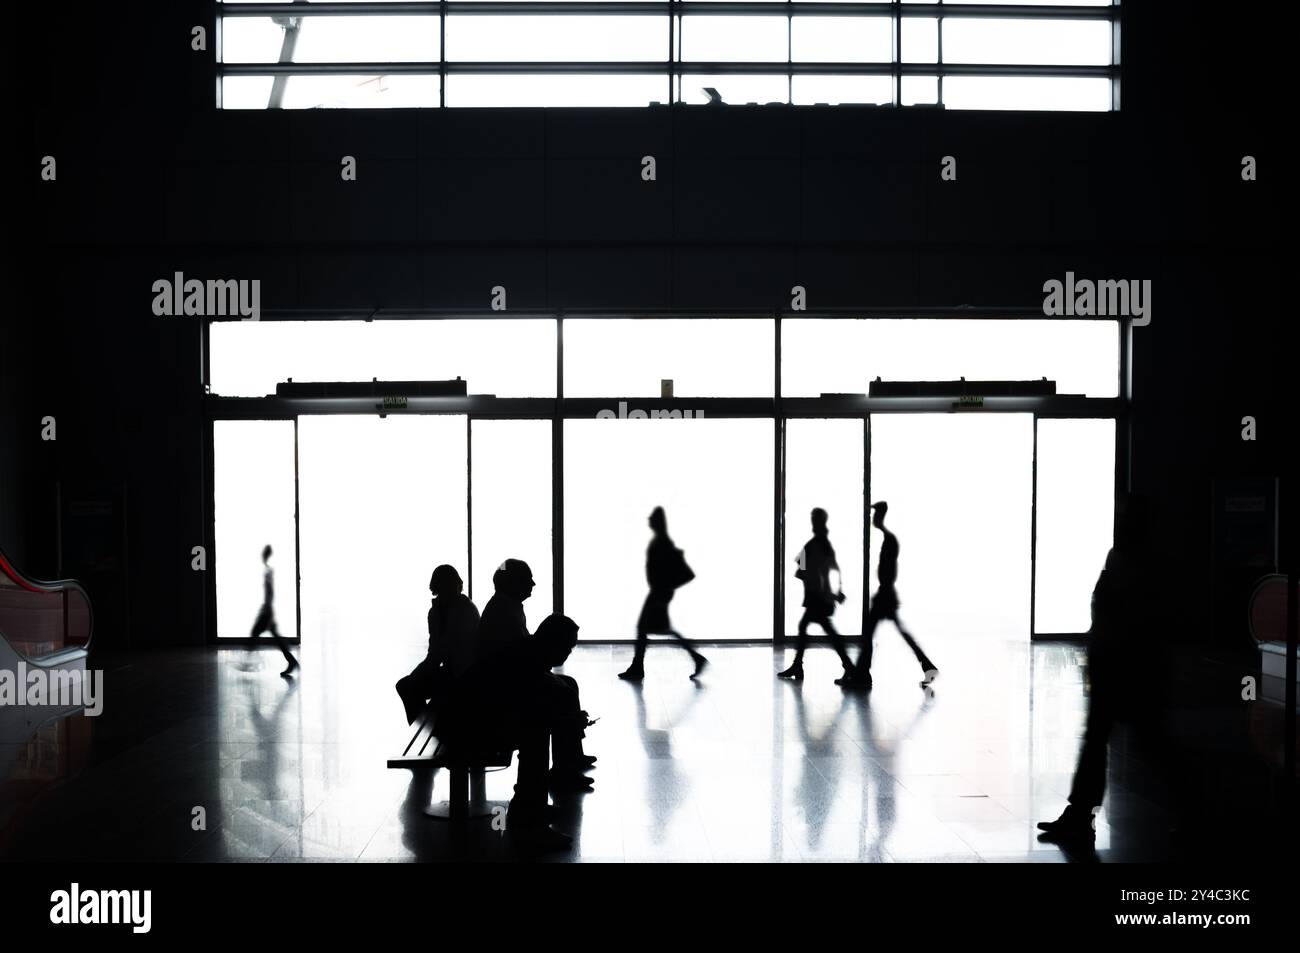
[618,507,708,681]
[779,507,855,681]
[249,544,298,678]
[842,503,937,689]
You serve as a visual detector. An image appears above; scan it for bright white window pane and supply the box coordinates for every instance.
[279,74,440,108]
[785,419,865,637]
[902,75,938,105]
[446,16,667,61]
[210,320,557,398]
[221,75,275,109]
[1034,419,1115,634]
[471,420,553,617]
[565,319,774,398]
[943,76,1111,111]
[679,74,788,104]
[902,17,938,63]
[793,75,891,105]
[220,17,289,63]
[943,18,1111,66]
[870,414,1033,639]
[680,16,788,63]
[222,16,439,63]
[299,15,438,62]
[791,17,891,63]
[781,319,1119,398]
[565,418,773,640]
[214,420,298,639]
[298,416,467,656]
[449,73,665,106]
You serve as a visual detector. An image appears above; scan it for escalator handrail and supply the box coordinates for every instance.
[0,546,95,651]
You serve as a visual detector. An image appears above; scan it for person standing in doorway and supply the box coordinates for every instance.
[779,507,855,681]
[618,507,708,681]
[250,544,299,678]
[842,503,937,690]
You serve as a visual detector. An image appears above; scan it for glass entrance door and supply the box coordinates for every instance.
[867,414,1035,642]
[296,415,468,658]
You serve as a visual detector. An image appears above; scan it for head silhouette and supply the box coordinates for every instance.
[429,564,463,598]
[534,613,580,667]
[871,501,888,529]
[492,558,535,602]
[262,544,272,564]
[649,506,667,535]
[811,507,828,534]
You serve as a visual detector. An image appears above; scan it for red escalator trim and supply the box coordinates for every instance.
[0,551,46,594]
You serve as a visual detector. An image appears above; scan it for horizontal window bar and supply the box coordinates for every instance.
[206,394,1122,420]
[220,2,1119,17]
[221,60,1115,77]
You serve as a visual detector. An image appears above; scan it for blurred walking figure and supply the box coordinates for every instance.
[779,507,854,681]
[1038,495,1178,845]
[618,507,708,681]
[395,564,480,725]
[249,544,298,678]
[842,502,937,689]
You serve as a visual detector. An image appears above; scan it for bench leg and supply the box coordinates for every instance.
[449,765,469,822]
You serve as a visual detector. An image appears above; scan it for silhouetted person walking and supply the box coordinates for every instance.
[1038,495,1177,845]
[842,503,937,689]
[395,564,480,725]
[619,507,708,681]
[479,559,595,788]
[779,507,854,681]
[249,544,298,678]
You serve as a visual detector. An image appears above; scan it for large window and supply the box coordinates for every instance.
[207,313,1122,644]
[564,418,774,640]
[218,1,1118,110]
[209,319,557,398]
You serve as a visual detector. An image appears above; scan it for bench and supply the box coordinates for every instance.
[387,706,514,821]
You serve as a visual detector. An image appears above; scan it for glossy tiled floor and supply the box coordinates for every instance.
[2,631,1196,863]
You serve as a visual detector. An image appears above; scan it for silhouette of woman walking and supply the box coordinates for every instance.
[618,507,708,681]
[778,507,855,681]
[249,544,298,678]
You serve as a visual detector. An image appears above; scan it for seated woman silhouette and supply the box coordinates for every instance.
[618,506,708,681]
[395,564,480,725]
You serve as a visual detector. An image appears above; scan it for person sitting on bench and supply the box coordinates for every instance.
[478,559,596,789]
[395,564,480,726]
[439,612,584,852]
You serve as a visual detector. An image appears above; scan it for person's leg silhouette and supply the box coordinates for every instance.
[778,611,812,678]
[895,618,938,685]
[619,625,650,681]
[841,603,879,688]
[667,628,708,679]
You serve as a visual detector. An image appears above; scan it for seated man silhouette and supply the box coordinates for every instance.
[478,559,596,789]
[440,613,584,852]
[395,564,480,725]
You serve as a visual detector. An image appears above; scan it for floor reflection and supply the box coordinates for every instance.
[0,633,1209,863]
